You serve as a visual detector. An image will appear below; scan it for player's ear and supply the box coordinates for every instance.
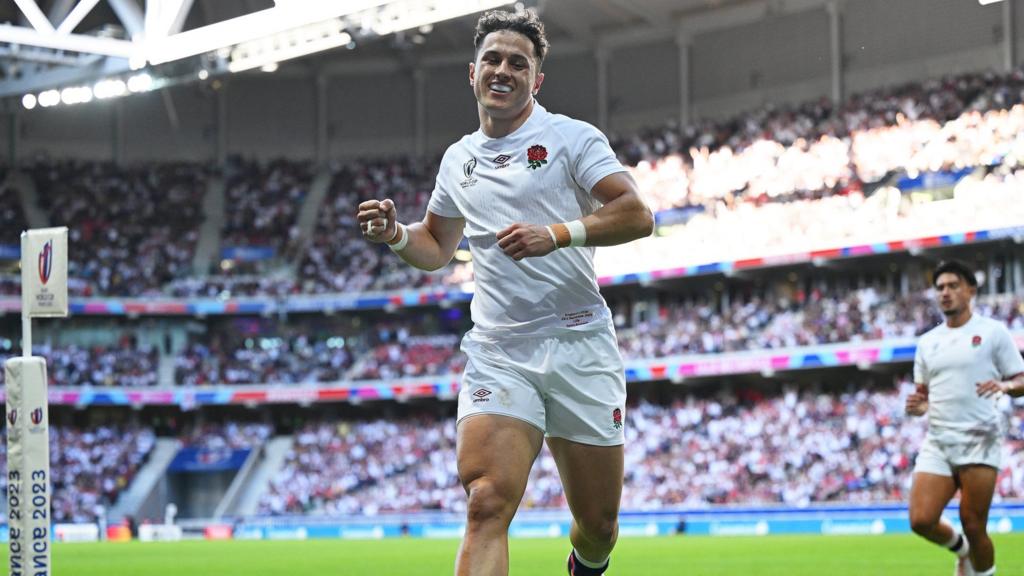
[533,71,544,95]
[469,62,476,87]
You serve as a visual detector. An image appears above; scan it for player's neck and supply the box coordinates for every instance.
[479,99,535,138]
[944,309,973,329]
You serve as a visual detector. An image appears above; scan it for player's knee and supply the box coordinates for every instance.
[909,513,939,536]
[463,477,518,528]
[960,513,988,539]
[578,512,618,545]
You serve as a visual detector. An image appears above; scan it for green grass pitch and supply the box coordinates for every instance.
[7,533,1024,575]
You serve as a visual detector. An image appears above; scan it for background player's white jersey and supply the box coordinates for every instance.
[914,314,1024,442]
[427,102,627,338]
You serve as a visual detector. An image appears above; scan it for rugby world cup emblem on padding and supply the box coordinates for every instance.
[31,407,43,426]
[7,409,16,427]
[38,239,53,285]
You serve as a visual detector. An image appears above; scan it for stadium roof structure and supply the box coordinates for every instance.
[0,0,847,101]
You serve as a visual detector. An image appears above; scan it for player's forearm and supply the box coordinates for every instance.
[390,222,454,272]
[1005,374,1024,397]
[553,193,653,248]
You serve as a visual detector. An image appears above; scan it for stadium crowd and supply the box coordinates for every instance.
[179,422,273,450]
[296,158,455,294]
[2,68,1015,299]
[614,67,1024,210]
[256,380,1024,515]
[27,160,208,297]
[0,178,28,249]
[613,287,941,358]
[0,291,1012,389]
[174,315,467,386]
[47,425,156,523]
[219,157,312,274]
[167,292,1021,386]
[0,336,159,388]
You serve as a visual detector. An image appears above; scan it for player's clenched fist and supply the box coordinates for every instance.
[358,198,398,243]
[905,383,928,416]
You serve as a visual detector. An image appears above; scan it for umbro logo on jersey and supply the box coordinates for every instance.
[492,154,512,167]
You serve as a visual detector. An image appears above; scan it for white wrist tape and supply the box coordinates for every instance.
[388,223,409,252]
[545,225,559,248]
[566,219,587,248]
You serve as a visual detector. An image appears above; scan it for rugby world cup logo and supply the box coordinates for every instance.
[38,239,53,285]
[7,409,16,427]
[30,407,43,426]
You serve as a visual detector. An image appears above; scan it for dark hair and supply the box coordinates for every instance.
[474,9,549,65]
[933,260,978,287]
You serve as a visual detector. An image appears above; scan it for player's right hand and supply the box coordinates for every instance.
[905,384,928,416]
[357,198,397,243]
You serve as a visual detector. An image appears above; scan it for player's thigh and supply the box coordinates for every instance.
[909,471,958,526]
[957,465,998,527]
[456,413,544,497]
[546,436,624,522]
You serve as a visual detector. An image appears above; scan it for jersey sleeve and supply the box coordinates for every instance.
[913,339,928,385]
[426,152,463,218]
[993,323,1024,379]
[569,121,627,194]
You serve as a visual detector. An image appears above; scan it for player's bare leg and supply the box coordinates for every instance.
[455,414,543,576]
[909,471,959,543]
[547,437,623,575]
[910,471,973,574]
[958,465,998,573]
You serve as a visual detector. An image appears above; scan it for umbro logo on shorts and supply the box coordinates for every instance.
[472,388,492,404]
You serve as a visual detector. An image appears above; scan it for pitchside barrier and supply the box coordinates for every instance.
[2,504,1024,544]
[6,228,68,576]
[225,505,1024,540]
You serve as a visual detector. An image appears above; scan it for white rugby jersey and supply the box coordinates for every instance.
[914,313,1024,439]
[427,102,626,338]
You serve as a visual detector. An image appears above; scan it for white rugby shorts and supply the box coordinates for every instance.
[456,326,626,446]
[913,432,1003,476]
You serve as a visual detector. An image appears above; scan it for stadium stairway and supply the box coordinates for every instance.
[157,354,176,387]
[286,168,333,275]
[108,438,182,522]
[8,170,49,229]
[191,174,226,276]
[229,435,294,517]
[212,441,264,519]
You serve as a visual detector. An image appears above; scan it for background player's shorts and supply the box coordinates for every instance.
[456,327,626,446]
[913,432,1002,476]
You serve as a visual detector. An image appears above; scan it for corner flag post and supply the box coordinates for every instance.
[7,227,68,576]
